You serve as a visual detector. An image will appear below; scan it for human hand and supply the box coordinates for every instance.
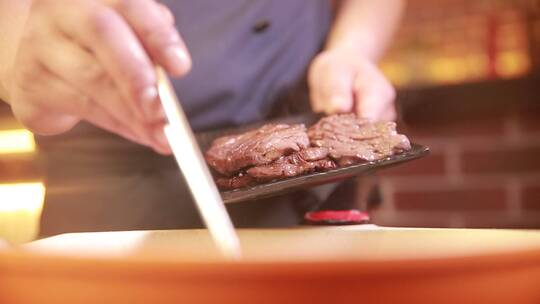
[5,0,191,154]
[308,46,396,121]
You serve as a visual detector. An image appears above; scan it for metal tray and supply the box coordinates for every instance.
[196,113,429,204]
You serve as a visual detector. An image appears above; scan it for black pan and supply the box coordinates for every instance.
[196,114,429,204]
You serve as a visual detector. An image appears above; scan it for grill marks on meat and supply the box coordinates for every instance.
[246,147,336,181]
[206,114,412,190]
[308,114,411,166]
[205,124,309,176]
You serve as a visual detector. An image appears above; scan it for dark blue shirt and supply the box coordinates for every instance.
[162,0,331,130]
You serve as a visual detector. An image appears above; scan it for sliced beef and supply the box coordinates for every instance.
[215,147,335,190]
[208,113,412,190]
[297,146,330,161]
[205,123,310,176]
[246,147,336,182]
[308,113,411,166]
[215,173,254,190]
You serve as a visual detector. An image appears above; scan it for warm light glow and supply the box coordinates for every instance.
[381,61,410,87]
[0,129,36,154]
[428,57,469,84]
[0,182,45,244]
[465,53,489,79]
[496,50,530,78]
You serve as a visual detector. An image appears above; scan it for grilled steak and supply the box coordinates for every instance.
[216,147,335,189]
[205,123,310,176]
[207,113,412,190]
[308,113,411,166]
[246,147,336,181]
[215,173,254,190]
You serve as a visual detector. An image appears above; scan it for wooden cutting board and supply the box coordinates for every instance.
[1,225,540,303]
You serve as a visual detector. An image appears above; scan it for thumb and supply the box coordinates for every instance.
[354,85,380,120]
[319,68,355,114]
[353,69,396,121]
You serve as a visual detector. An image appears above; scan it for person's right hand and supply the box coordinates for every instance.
[6,0,191,154]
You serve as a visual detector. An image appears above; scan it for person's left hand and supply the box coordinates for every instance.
[308,46,396,121]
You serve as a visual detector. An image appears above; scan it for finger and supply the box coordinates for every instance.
[85,103,171,154]
[308,80,324,113]
[307,68,325,113]
[55,2,158,121]
[353,85,385,120]
[309,93,324,114]
[87,97,169,153]
[10,62,84,135]
[82,95,171,153]
[315,64,355,114]
[353,71,396,121]
[38,34,166,146]
[322,73,355,114]
[149,122,172,155]
[37,72,159,150]
[113,0,191,76]
[11,99,80,136]
[15,58,157,149]
[380,102,397,122]
[83,102,156,149]
[158,3,175,25]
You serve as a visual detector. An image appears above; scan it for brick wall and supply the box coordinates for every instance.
[371,76,540,228]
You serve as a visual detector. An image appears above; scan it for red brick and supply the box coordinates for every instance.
[523,186,540,210]
[378,152,445,176]
[394,188,506,211]
[462,144,540,174]
[401,117,505,140]
[517,113,540,133]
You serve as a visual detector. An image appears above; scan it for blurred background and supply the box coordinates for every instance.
[374,0,540,228]
[0,0,539,240]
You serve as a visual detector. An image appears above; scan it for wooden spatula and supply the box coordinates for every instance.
[156,67,241,259]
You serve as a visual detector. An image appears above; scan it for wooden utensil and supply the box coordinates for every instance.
[156,67,240,259]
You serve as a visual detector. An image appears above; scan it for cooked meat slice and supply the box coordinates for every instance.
[307,113,379,140]
[308,113,411,165]
[209,114,412,190]
[206,123,310,176]
[308,113,398,142]
[215,173,254,190]
[297,146,330,161]
[247,148,336,182]
[247,162,303,181]
[215,148,334,189]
